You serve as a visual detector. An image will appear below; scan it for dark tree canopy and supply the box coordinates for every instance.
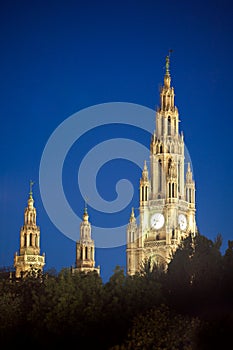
[0,232,233,349]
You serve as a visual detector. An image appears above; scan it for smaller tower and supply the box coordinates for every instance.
[126,207,138,275]
[14,181,45,278]
[185,162,196,234]
[73,204,100,275]
[140,161,150,206]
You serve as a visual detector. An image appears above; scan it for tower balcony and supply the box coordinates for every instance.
[149,199,165,207]
[14,254,45,265]
[144,239,166,248]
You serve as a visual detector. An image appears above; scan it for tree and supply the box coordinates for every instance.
[164,234,194,312]
[190,233,223,312]
[110,304,202,350]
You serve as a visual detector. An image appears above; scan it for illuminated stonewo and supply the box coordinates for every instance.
[126,56,197,275]
[72,205,100,275]
[14,181,45,278]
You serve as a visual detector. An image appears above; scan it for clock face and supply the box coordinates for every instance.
[150,213,164,230]
[178,214,187,230]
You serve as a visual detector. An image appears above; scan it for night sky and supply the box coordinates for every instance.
[1,0,233,282]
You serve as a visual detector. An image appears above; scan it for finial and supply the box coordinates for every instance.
[165,50,173,75]
[142,160,148,181]
[29,180,34,198]
[83,203,89,222]
[165,55,170,75]
[84,196,89,215]
[84,202,87,214]
[130,207,136,223]
[186,162,193,182]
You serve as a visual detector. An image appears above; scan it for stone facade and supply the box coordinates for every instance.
[126,56,197,275]
[72,206,100,275]
[14,181,45,278]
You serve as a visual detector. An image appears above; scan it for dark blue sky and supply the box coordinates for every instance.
[1,0,233,282]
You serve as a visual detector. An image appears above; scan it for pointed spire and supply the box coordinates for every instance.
[186,162,193,183]
[130,207,136,223]
[83,201,89,222]
[165,55,170,76]
[29,180,34,199]
[142,160,149,181]
[84,199,87,213]
[164,50,172,88]
[27,180,34,209]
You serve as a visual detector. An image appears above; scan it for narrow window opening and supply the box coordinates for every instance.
[158,159,162,192]
[168,116,171,135]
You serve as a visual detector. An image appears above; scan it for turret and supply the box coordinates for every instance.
[185,162,195,206]
[75,204,100,275]
[140,161,150,205]
[127,207,138,244]
[14,181,45,278]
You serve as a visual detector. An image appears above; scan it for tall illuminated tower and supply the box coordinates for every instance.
[126,55,197,275]
[14,181,45,278]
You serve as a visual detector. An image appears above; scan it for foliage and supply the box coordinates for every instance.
[0,232,233,348]
[110,304,202,350]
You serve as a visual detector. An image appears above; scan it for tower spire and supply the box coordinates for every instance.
[29,180,34,199]
[83,201,89,222]
[129,207,136,223]
[164,51,172,88]
[165,55,170,76]
[165,49,173,75]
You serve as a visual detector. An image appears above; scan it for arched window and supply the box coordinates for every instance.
[91,247,93,259]
[130,231,134,243]
[168,158,172,171]
[174,118,176,133]
[24,234,27,247]
[189,188,192,203]
[168,116,171,135]
[30,233,33,246]
[172,228,175,238]
[168,182,171,198]
[158,159,162,192]
[172,183,175,197]
[85,247,88,259]
[178,161,180,192]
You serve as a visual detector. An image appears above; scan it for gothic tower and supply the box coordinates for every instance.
[73,205,100,275]
[127,55,197,275]
[14,181,45,278]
